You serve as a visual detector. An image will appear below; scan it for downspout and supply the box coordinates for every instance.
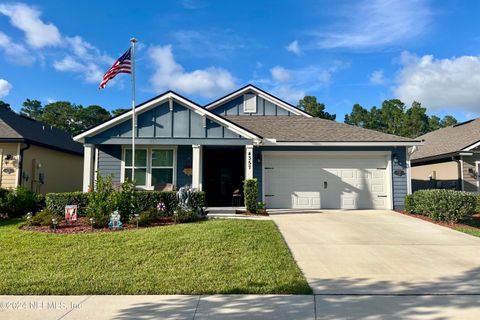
[18,142,31,187]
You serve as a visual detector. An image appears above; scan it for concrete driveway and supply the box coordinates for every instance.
[271,210,480,295]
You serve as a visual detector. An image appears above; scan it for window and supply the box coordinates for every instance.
[243,93,257,113]
[124,149,147,186]
[151,149,174,186]
[122,147,176,188]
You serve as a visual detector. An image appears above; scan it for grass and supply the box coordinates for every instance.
[0,219,311,295]
[454,217,480,238]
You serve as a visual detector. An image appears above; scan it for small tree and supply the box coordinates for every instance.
[244,179,258,213]
[86,172,115,228]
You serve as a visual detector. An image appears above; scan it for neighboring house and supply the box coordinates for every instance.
[0,109,84,193]
[411,118,480,193]
[74,85,421,209]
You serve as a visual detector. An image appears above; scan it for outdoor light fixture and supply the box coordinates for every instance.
[26,212,32,225]
[392,154,399,164]
[134,213,139,229]
[89,217,95,231]
[52,218,58,233]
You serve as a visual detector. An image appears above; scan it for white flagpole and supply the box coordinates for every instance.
[130,37,137,182]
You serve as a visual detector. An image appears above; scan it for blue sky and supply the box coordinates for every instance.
[0,0,479,121]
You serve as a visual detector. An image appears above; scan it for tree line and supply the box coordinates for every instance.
[297,96,458,138]
[0,99,128,136]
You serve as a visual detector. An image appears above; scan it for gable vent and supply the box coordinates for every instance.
[243,93,257,113]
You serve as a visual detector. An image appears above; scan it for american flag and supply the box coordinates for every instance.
[99,48,132,89]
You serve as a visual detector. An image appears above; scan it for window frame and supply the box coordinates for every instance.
[121,146,177,190]
[243,93,257,113]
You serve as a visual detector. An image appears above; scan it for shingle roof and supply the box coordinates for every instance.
[225,116,418,143]
[0,109,83,155]
[411,118,480,161]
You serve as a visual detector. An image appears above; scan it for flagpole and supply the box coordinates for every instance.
[130,37,137,183]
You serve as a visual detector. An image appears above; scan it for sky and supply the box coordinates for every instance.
[0,0,480,122]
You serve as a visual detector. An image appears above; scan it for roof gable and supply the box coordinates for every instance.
[74,91,262,143]
[205,84,312,117]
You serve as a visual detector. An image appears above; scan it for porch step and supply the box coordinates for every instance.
[205,207,246,216]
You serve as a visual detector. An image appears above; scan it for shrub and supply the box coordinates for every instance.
[135,191,178,214]
[0,187,44,218]
[132,208,158,226]
[190,191,206,213]
[46,192,89,217]
[413,189,477,223]
[404,194,415,213]
[86,173,116,228]
[112,179,138,221]
[244,179,258,213]
[476,194,480,213]
[30,208,55,226]
[173,208,197,223]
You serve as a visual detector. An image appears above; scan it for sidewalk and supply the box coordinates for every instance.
[1,294,479,319]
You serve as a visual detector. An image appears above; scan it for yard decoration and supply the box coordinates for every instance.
[65,205,78,223]
[108,210,123,230]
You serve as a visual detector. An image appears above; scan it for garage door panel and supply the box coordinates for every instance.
[264,153,390,209]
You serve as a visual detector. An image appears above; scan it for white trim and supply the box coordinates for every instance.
[462,140,480,151]
[476,161,480,192]
[205,85,311,117]
[261,150,393,210]
[243,93,257,113]
[15,143,20,188]
[460,155,465,191]
[245,145,254,179]
[261,140,423,147]
[83,144,94,192]
[73,92,261,143]
[192,145,203,190]
[406,148,412,195]
[94,147,99,174]
[121,145,177,190]
[459,152,473,156]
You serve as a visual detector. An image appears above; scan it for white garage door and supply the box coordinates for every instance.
[263,152,391,209]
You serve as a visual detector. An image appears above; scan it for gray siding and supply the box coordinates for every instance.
[253,146,409,209]
[462,152,480,192]
[211,94,294,116]
[97,145,121,183]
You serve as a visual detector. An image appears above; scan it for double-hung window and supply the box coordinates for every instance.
[124,149,147,186]
[123,147,176,188]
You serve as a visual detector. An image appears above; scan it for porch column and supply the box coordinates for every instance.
[245,145,254,180]
[83,144,95,192]
[192,144,203,190]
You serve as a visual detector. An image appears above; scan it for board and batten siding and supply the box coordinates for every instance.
[88,101,247,145]
[97,145,193,188]
[254,146,409,209]
[211,95,293,117]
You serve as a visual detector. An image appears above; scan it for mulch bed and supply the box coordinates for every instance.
[396,210,480,231]
[21,216,175,234]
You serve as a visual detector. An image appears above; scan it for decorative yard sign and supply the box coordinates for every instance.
[108,210,123,230]
[65,205,78,222]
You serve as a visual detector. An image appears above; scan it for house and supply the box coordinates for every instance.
[0,108,84,193]
[411,118,480,192]
[74,85,421,209]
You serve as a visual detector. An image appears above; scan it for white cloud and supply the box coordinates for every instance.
[314,0,432,49]
[270,66,292,82]
[0,31,35,65]
[0,3,61,48]
[148,45,236,98]
[370,69,385,85]
[0,79,12,98]
[53,56,104,83]
[286,40,301,55]
[394,52,480,113]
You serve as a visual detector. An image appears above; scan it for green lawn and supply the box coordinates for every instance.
[0,219,311,295]
[454,217,480,238]
[455,227,480,237]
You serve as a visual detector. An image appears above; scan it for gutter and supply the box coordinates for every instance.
[18,142,31,186]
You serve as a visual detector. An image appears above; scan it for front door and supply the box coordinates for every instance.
[203,146,245,206]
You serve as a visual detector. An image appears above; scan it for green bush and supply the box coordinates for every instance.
[190,191,206,213]
[476,194,480,213]
[173,208,197,223]
[46,192,89,217]
[135,191,177,214]
[244,179,258,213]
[86,173,116,228]
[0,187,44,218]
[413,189,477,223]
[132,208,158,226]
[30,208,55,226]
[112,179,138,221]
[404,194,415,213]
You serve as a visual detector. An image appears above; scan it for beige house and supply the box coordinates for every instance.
[411,118,480,192]
[0,109,83,194]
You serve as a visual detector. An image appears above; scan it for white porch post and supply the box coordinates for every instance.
[406,148,412,195]
[83,144,95,192]
[245,145,254,180]
[192,144,203,190]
